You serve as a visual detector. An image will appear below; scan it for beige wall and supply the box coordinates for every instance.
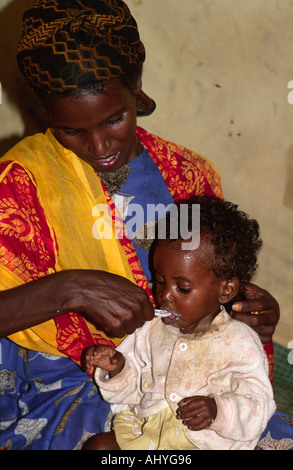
[0,0,292,346]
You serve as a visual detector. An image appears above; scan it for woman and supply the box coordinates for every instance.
[0,0,282,450]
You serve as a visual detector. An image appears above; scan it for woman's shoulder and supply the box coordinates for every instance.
[0,132,51,165]
[136,126,210,163]
[136,126,223,199]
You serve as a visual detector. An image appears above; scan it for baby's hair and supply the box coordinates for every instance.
[162,196,263,293]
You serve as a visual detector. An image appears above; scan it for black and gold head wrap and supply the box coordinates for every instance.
[17,0,155,115]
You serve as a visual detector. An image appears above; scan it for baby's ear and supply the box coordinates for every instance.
[218,277,240,304]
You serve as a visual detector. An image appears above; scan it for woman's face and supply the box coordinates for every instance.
[46,80,140,172]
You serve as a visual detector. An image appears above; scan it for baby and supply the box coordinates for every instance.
[83,196,276,450]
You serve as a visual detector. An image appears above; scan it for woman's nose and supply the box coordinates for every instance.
[88,130,111,157]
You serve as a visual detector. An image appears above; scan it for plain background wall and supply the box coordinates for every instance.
[0,0,292,347]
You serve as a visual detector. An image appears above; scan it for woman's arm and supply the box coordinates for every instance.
[0,269,154,338]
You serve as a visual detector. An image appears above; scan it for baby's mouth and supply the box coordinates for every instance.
[162,313,179,326]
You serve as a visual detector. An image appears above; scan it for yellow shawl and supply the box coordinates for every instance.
[0,129,138,355]
[0,127,222,360]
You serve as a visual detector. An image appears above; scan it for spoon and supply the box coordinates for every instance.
[154,309,172,318]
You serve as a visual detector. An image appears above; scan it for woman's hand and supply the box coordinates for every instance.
[176,396,217,431]
[230,283,280,344]
[63,270,154,338]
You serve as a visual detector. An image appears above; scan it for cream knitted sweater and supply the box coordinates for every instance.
[95,308,276,450]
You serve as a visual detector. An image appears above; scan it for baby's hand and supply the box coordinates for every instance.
[176,395,217,431]
[83,345,125,375]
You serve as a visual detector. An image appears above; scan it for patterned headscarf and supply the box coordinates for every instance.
[17,0,155,115]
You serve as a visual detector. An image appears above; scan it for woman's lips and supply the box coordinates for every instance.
[94,152,120,169]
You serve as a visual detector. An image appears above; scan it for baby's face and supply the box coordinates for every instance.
[153,240,225,334]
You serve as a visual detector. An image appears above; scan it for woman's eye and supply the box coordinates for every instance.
[107,114,125,126]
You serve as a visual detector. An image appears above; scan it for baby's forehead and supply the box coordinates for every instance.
[154,239,216,282]
[156,237,213,261]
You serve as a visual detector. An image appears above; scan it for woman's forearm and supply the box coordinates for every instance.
[0,269,154,339]
[0,271,74,337]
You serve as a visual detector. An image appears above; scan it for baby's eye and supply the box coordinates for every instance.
[62,128,80,136]
[177,286,191,294]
